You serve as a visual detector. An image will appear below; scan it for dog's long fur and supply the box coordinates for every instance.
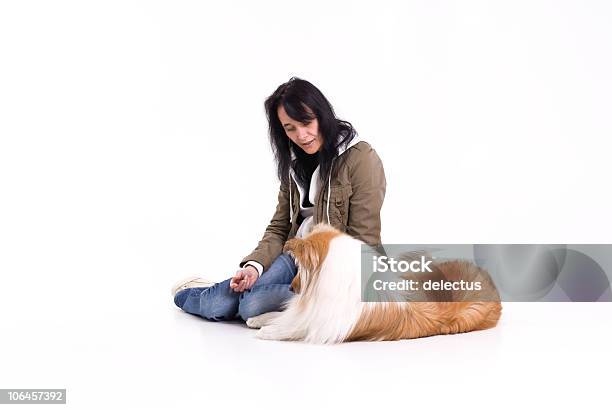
[248,223,502,343]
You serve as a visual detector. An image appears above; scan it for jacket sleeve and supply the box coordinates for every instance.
[346,145,386,248]
[240,180,292,273]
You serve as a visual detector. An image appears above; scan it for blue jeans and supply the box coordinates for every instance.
[174,252,297,321]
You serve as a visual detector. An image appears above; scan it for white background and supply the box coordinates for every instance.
[0,1,611,409]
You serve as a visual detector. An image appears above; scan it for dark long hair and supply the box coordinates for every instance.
[264,77,357,188]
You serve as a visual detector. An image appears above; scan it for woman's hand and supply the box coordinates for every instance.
[230,265,259,292]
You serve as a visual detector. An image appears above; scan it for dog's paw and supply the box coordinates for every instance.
[246,316,264,329]
[255,325,283,340]
[246,312,281,329]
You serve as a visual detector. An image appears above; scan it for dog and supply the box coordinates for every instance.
[246,223,502,343]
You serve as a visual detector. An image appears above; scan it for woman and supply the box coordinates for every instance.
[172,77,386,321]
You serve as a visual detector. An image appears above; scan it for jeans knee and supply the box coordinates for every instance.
[238,291,267,321]
[279,253,297,273]
[238,284,293,321]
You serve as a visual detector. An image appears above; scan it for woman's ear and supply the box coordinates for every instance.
[285,238,319,273]
[285,238,309,294]
[283,238,303,255]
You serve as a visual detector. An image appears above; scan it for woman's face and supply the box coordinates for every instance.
[277,105,323,154]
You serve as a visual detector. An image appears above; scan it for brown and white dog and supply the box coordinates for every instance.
[246,223,502,343]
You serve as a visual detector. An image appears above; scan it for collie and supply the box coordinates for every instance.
[246,223,502,343]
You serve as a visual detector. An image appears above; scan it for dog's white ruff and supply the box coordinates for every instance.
[254,234,365,344]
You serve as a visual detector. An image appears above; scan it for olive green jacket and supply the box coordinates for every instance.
[240,141,386,273]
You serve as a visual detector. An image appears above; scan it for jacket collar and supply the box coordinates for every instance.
[288,133,362,225]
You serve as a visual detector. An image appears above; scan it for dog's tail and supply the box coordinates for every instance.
[399,259,503,334]
[434,260,502,332]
